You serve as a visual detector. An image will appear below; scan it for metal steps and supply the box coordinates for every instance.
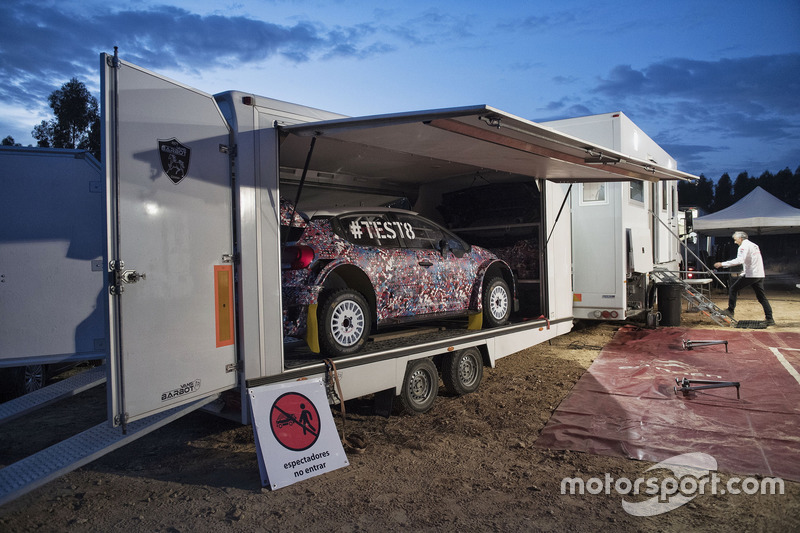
[0,394,219,506]
[0,365,107,426]
[651,269,735,327]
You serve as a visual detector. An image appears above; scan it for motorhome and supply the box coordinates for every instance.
[542,112,684,321]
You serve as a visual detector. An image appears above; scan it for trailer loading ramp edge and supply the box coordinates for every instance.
[0,365,107,426]
[0,394,219,506]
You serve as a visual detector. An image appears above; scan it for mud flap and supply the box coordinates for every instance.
[305,304,321,353]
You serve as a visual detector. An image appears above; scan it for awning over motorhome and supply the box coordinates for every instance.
[280,105,697,184]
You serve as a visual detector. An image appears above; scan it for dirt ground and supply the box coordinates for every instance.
[1,288,799,532]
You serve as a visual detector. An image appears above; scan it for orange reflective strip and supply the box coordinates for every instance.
[214,265,234,347]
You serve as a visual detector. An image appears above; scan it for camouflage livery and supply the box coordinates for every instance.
[280,202,514,341]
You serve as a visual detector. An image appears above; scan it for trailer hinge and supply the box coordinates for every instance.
[225,362,240,373]
[222,253,239,263]
[114,412,129,427]
[220,144,236,157]
[109,260,125,295]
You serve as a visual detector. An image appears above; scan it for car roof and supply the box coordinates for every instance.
[305,206,419,219]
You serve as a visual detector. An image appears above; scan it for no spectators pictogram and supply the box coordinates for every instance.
[269,392,320,451]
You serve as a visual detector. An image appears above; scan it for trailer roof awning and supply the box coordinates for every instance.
[280,105,697,184]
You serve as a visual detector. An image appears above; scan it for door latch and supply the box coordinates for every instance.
[121,270,146,284]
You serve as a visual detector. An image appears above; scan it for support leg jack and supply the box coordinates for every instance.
[683,339,728,352]
[674,377,740,399]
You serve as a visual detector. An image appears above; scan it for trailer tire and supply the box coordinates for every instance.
[483,277,511,328]
[318,289,371,357]
[399,358,439,415]
[442,347,483,396]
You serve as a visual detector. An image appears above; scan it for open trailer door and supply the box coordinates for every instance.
[102,52,237,426]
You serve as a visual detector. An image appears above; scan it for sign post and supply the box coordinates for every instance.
[249,378,348,489]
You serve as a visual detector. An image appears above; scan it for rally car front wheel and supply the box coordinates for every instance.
[318,289,371,357]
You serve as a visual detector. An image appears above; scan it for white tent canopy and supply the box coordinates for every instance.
[693,186,800,236]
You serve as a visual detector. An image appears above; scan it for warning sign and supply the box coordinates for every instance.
[249,378,348,490]
[270,392,320,451]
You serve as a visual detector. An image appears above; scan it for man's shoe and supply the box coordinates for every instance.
[765,318,776,326]
[720,308,734,318]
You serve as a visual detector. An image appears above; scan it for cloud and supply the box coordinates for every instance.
[496,12,578,32]
[382,8,477,46]
[593,54,800,121]
[576,54,800,175]
[0,2,393,105]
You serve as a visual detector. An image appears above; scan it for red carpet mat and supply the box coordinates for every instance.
[536,326,800,481]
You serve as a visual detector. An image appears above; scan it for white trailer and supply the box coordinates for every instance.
[541,112,684,321]
[0,53,695,504]
[0,147,107,398]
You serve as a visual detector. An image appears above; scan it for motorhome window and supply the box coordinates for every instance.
[661,181,668,211]
[629,181,644,204]
[335,214,401,248]
[581,182,607,204]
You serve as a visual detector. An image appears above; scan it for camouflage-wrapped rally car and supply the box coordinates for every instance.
[281,201,517,357]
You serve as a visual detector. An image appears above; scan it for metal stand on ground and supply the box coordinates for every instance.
[682,339,728,352]
[674,377,740,399]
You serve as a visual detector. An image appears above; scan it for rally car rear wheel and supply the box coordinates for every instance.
[319,289,371,356]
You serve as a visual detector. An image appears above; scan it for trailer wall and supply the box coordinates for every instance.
[0,147,107,366]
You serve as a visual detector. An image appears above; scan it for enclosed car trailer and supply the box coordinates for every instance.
[0,53,696,504]
[0,147,107,399]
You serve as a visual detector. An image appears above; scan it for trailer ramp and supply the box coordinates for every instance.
[651,269,734,326]
[0,365,107,426]
[0,394,219,506]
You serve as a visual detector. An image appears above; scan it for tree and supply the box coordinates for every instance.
[2,136,21,146]
[32,121,52,147]
[733,171,754,201]
[772,167,795,205]
[711,173,734,212]
[678,174,714,212]
[695,175,714,212]
[31,78,100,160]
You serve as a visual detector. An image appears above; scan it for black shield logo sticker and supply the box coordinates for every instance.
[158,138,191,184]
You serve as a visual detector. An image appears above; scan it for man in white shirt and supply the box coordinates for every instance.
[714,231,774,325]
